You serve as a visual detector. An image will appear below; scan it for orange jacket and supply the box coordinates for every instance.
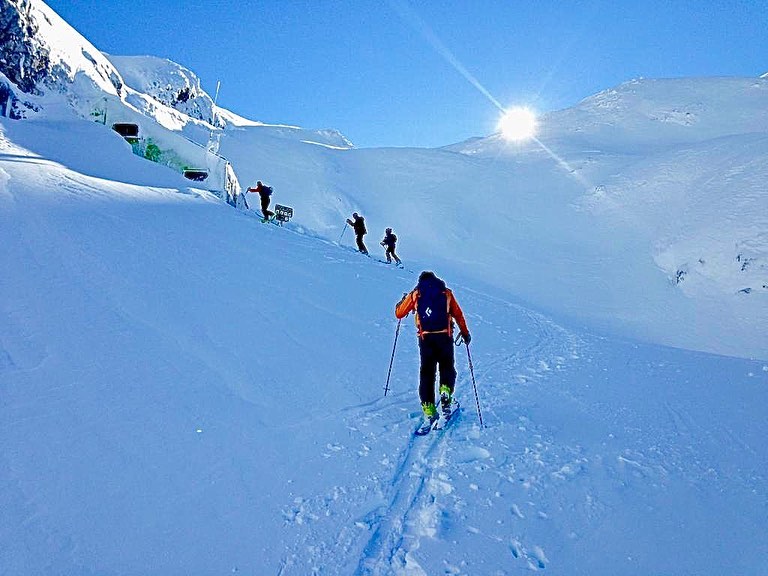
[395,287,469,338]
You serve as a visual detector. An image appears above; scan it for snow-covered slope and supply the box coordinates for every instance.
[544,77,768,149]
[1,117,767,576]
[1,2,767,573]
[212,78,768,360]
[2,0,766,359]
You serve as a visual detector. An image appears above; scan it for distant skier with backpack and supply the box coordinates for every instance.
[247,181,274,221]
[395,271,471,433]
[346,212,368,255]
[380,228,402,266]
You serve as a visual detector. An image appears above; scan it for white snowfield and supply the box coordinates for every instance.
[1,4,767,571]
[1,87,767,575]
[218,76,768,361]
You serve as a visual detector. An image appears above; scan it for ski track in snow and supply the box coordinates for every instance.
[352,293,581,575]
[276,283,584,575]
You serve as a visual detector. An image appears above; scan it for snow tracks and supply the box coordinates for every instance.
[276,285,583,575]
[354,410,465,575]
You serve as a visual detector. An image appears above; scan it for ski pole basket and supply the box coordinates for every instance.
[274,204,294,225]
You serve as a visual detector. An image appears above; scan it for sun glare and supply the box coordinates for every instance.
[498,107,537,142]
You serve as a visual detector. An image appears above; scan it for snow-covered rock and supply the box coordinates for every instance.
[106,54,219,126]
[0,0,123,100]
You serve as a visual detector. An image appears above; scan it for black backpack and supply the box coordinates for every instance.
[416,274,448,333]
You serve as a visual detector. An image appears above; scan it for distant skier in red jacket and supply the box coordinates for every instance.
[247,181,274,221]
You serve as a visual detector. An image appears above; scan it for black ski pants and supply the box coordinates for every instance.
[260,197,273,220]
[418,333,456,406]
[356,234,368,254]
[385,246,401,264]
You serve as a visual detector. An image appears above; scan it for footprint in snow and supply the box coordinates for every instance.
[453,445,492,464]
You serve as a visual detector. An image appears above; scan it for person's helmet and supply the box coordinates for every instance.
[353,212,359,217]
[386,228,392,233]
[257,181,262,186]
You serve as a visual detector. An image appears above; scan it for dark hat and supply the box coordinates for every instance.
[418,270,437,282]
[386,227,392,232]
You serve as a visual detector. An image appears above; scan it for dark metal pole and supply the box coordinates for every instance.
[466,343,484,428]
[384,318,402,396]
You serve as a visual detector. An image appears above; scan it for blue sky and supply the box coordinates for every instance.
[46,0,768,148]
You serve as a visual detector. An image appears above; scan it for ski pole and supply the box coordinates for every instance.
[338,222,348,244]
[384,318,402,396]
[465,343,485,428]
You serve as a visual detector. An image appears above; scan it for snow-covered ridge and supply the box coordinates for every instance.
[449,76,768,155]
[566,76,768,144]
[106,55,354,148]
[0,0,354,152]
[106,54,219,126]
[0,0,122,99]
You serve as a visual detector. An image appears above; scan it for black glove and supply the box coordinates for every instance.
[462,332,471,345]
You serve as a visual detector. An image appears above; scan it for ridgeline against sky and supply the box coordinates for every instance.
[43,0,768,147]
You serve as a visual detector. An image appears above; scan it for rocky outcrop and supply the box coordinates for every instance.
[0,0,124,114]
[0,73,39,118]
[0,0,51,95]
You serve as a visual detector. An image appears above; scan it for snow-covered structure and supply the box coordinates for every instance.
[0,0,242,201]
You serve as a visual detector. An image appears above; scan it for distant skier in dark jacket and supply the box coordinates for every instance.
[247,181,274,221]
[380,228,402,266]
[346,212,368,255]
[395,271,471,433]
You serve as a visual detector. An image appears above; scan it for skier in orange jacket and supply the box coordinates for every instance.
[395,271,471,431]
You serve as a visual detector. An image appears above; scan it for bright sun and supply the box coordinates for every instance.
[498,107,537,142]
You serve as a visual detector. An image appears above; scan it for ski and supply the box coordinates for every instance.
[414,402,460,436]
[375,259,404,268]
